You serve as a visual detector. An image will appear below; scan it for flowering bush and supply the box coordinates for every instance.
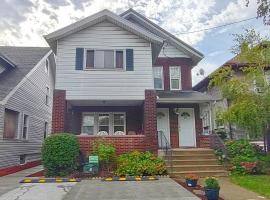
[185,174,199,181]
[204,177,220,190]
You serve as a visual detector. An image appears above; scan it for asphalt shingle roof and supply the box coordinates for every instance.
[0,46,50,101]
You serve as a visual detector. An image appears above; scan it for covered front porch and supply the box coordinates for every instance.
[156,91,213,149]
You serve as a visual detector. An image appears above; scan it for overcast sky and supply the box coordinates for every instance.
[0,0,269,85]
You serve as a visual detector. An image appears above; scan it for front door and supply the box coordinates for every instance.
[178,108,196,147]
[157,108,170,148]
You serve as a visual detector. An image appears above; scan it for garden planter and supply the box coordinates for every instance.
[185,179,198,187]
[204,188,220,200]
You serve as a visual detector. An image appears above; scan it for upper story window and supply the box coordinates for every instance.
[4,109,19,139]
[45,59,49,74]
[169,66,181,90]
[85,49,124,70]
[45,86,49,105]
[22,114,29,139]
[153,66,164,90]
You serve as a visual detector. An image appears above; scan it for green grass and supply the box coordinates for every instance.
[230,175,270,198]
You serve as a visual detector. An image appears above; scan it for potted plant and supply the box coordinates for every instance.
[185,174,199,187]
[204,177,220,200]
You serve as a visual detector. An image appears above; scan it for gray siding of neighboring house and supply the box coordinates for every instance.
[0,53,55,168]
[56,21,153,101]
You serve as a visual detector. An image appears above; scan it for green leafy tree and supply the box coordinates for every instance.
[209,29,270,149]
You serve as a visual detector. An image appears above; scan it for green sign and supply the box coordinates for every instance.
[89,156,99,164]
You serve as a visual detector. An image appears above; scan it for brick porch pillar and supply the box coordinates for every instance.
[52,90,66,133]
[144,90,158,153]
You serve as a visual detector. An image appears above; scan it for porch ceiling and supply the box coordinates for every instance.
[68,99,144,106]
[156,90,213,104]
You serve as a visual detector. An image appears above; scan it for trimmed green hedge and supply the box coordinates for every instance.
[42,133,80,177]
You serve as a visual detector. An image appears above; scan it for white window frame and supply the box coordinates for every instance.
[45,58,49,74]
[45,86,49,105]
[169,66,181,90]
[21,113,29,140]
[81,112,126,135]
[153,66,164,90]
[83,49,126,71]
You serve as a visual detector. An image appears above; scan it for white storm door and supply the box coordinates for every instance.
[157,108,170,148]
[178,108,196,147]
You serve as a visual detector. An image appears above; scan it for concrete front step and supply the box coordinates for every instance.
[166,159,219,165]
[168,165,224,171]
[171,148,214,155]
[169,170,228,178]
[167,154,216,160]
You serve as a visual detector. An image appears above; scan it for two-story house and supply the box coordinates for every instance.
[0,47,55,175]
[44,9,213,155]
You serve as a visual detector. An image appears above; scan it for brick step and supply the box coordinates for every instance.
[165,159,219,165]
[167,165,225,172]
[169,170,228,178]
[166,154,216,160]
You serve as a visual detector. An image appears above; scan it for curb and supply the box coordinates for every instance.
[102,176,158,181]
[20,178,81,183]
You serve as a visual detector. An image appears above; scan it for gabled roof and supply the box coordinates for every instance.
[0,52,16,69]
[44,9,163,54]
[0,46,50,101]
[120,8,204,66]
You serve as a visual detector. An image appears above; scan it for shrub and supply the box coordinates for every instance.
[115,151,166,176]
[42,133,80,177]
[91,139,116,172]
[204,177,220,190]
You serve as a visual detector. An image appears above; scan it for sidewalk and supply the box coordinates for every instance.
[199,177,269,200]
[0,165,43,195]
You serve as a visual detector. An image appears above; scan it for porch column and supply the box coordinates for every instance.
[52,90,66,133]
[144,90,158,153]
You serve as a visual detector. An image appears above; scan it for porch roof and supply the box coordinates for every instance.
[156,91,213,103]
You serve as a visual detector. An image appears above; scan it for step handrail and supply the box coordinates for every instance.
[158,131,173,175]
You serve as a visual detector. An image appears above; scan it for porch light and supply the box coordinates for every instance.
[173,108,180,115]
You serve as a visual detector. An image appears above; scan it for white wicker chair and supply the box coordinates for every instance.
[113,131,125,135]
[97,131,109,136]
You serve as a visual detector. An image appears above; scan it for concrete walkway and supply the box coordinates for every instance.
[64,178,200,200]
[199,177,269,200]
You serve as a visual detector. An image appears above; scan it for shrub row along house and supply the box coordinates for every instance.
[0,9,215,173]
[0,47,55,173]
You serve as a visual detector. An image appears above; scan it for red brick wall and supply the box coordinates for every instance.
[144,90,158,153]
[78,135,146,155]
[198,135,210,148]
[52,90,66,133]
[154,58,193,90]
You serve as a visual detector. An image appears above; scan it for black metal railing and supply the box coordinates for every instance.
[209,132,229,169]
[158,131,173,174]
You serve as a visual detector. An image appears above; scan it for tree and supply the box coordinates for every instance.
[209,29,270,150]
[246,0,270,25]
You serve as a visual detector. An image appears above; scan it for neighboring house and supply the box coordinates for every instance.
[0,47,55,171]
[193,57,270,140]
[44,8,213,155]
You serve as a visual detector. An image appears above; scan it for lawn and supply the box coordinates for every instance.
[230,175,270,198]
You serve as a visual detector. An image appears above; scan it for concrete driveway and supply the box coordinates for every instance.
[64,178,200,200]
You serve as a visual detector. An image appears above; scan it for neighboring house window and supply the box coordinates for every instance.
[22,114,29,139]
[169,66,181,90]
[45,86,49,105]
[81,112,126,135]
[153,66,164,90]
[45,59,49,74]
[44,122,48,139]
[85,49,124,69]
[202,111,210,135]
[20,155,26,165]
[4,109,19,139]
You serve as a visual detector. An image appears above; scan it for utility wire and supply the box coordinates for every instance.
[176,17,257,35]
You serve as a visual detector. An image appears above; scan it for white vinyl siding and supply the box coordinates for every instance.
[56,21,153,100]
[153,66,163,90]
[0,54,54,168]
[170,66,181,90]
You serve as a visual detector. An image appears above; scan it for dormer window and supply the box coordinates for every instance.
[170,66,181,90]
[85,49,125,70]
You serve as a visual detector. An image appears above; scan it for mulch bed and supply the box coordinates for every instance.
[27,170,44,177]
[173,179,224,200]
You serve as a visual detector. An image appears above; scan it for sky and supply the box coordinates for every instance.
[0,0,269,85]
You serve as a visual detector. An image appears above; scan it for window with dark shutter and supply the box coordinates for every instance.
[126,49,134,71]
[4,109,19,139]
[116,51,123,69]
[86,50,94,69]
[75,48,84,70]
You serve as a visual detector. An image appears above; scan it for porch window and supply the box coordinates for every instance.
[85,49,124,69]
[169,66,181,90]
[82,114,95,135]
[153,66,164,90]
[202,111,210,135]
[81,112,126,135]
